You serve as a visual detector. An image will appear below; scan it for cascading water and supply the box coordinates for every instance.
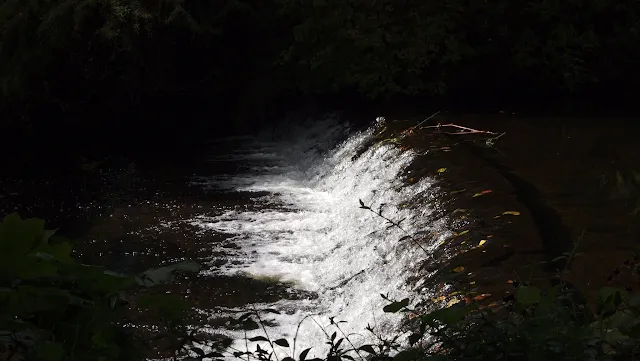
[189,115,453,357]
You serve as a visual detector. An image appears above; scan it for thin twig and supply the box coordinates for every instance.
[252,307,279,361]
[332,322,366,361]
[360,202,433,258]
[421,123,499,135]
[291,315,313,358]
[245,329,250,361]
[409,111,442,131]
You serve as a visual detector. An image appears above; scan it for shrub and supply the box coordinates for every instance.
[0,213,201,361]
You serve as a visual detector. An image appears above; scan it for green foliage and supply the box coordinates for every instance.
[373,283,640,361]
[0,213,201,361]
[208,282,636,361]
[221,310,401,361]
[2,0,638,143]
[277,0,640,98]
[0,213,137,360]
[0,0,257,109]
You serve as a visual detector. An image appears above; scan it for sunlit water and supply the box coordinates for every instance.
[189,115,453,358]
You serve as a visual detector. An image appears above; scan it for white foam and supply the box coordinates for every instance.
[190,115,452,358]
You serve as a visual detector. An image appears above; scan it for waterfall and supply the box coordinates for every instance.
[189,115,453,357]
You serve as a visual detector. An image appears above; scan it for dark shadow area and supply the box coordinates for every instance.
[462,143,574,272]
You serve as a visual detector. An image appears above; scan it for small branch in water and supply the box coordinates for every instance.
[359,200,434,259]
[409,111,442,132]
[327,270,365,291]
[419,122,506,154]
[421,123,499,136]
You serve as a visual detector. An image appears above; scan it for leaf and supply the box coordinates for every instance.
[453,266,465,273]
[603,310,639,333]
[358,345,376,354]
[15,258,58,279]
[299,348,312,361]
[436,167,447,173]
[394,349,422,361]
[457,230,469,236]
[597,287,626,317]
[273,339,290,347]
[241,319,260,330]
[598,287,624,304]
[477,240,487,247]
[238,312,254,321]
[473,190,493,197]
[0,213,46,255]
[516,286,541,305]
[407,333,422,346]
[502,211,521,216]
[248,336,269,342]
[41,229,58,243]
[398,235,412,242]
[435,306,469,325]
[472,293,491,302]
[383,298,409,313]
[41,241,74,264]
[33,252,56,262]
[446,298,460,307]
[35,341,64,361]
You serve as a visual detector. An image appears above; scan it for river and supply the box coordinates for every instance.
[181,115,453,357]
[62,113,640,360]
[4,109,640,360]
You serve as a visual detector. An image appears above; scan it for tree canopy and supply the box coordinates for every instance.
[278,0,640,99]
[0,0,638,160]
